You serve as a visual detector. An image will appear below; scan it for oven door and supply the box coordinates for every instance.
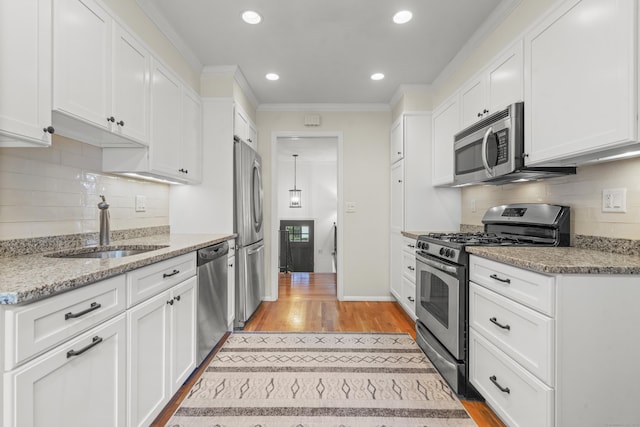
[415,253,465,360]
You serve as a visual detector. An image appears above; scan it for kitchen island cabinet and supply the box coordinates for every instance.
[0,0,53,147]
[468,253,640,427]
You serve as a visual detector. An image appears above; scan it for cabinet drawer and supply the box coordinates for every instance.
[470,330,554,427]
[470,283,554,385]
[402,236,416,254]
[4,275,126,370]
[402,276,416,317]
[127,253,196,307]
[469,255,555,315]
[402,251,416,282]
[5,314,127,427]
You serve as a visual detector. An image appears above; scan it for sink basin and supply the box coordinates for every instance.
[46,245,169,259]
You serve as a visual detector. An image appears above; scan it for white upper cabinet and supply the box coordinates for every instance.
[52,0,148,147]
[181,87,203,183]
[460,41,523,128]
[390,118,404,164]
[524,0,637,166]
[53,0,111,130]
[390,160,404,233]
[0,0,53,147]
[111,24,150,145]
[432,94,460,186]
[234,104,257,150]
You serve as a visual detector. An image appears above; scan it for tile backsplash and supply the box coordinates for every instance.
[461,156,640,240]
[0,136,169,240]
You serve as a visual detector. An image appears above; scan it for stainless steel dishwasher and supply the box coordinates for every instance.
[196,241,228,366]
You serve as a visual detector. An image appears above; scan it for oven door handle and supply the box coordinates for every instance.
[481,126,495,177]
[417,256,459,275]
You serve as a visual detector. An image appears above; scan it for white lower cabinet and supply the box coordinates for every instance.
[128,275,197,427]
[4,314,127,427]
[469,254,640,427]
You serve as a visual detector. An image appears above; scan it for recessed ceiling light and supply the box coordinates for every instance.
[370,73,385,81]
[265,73,280,81]
[242,10,262,24]
[393,10,413,24]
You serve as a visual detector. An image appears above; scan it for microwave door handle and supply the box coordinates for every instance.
[481,127,495,177]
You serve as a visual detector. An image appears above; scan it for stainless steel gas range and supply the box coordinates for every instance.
[414,203,570,398]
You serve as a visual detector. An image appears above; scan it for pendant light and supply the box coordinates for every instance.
[289,154,302,208]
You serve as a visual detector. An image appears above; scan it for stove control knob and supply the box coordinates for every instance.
[445,249,452,257]
[448,249,455,258]
[439,248,445,256]
[417,241,423,249]
[424,242,429,250]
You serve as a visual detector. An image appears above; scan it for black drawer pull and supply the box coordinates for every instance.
[67,336,103,358]
[407,244,415,248]
[490,317,511,330]
[407,296,415,302]
[490,274,511,284]
[163,269,180,278]
[489,375,510,394]
[65,302,101,320]
[174,295,181,302]
[167,299,174,305]
[407,266,415,271]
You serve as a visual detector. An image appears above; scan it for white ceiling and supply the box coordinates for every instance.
[137,0,513,105]
[277,137,337,163]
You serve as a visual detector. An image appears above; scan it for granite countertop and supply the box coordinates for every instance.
[0,233,236,305]
[466,246,640,275]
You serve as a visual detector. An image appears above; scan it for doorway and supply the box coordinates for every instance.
[270,132,343,301]
[280,219,315,272]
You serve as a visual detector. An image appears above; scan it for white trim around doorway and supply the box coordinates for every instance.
[269,131,344,302]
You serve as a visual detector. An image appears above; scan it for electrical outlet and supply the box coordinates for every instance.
[135,195,146,212]
[602,188,626,213]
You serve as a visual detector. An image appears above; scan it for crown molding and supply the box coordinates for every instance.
[134,0,203,75]
[432,0,524,89]
[257,103,391,112]
[201,65,259,110]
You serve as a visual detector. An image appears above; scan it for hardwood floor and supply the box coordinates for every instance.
[152,272,505,427]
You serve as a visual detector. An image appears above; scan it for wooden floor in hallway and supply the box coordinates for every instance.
[152,272,505,427]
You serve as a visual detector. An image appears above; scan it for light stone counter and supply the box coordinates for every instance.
[0,233,235,305]
[466,246,640,275]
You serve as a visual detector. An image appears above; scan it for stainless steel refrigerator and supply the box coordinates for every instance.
[234,136,264,328]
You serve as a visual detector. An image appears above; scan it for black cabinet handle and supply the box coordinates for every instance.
[67,336,103,358]
[483,109,489,114]
[490,274,511,284]
[174,295,181,302]
[229,263,234,268]
[490,317,511,330]
[116,120,125,127]
[489,375,510,394]
[107,116,115,123]
[477,112,483,117]
[407,266,415,271]
[407,296,415,302]
[178,168,189,174]
[407,244,415,248]
[167,299,174,305]
[248,138,252,143]
[163,269,180,278]
[43,126,55,134]
[65,302,101,320]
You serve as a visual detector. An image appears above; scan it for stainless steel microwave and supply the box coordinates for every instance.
[453,102,575,186]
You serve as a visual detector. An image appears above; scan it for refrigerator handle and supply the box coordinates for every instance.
[247,244,264,256]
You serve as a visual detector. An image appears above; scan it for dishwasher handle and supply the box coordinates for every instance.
[197,241,229,266]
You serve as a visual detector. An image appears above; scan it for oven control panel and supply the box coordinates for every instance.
[416,240,461,263]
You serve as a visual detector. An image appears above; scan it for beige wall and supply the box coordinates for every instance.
[391,92,434,122]
[461,157,640,239]
[0,137,169,240]
[103,0,200,91]
[257,109,392,299]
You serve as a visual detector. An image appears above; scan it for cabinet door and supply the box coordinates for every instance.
[53,0,111,129]
[234,107,248,140]
[169,277,197,394]
[390,118,403,163]
[247,121,258,150]
[112,24,149,145]
[432,95,459,186]
[524,0,636,165]
[0,0,52,147]
[390,160,404,232]
[7,314,126,427]
[227,254,236,329]
[181,88,203,183]
[460,76,485,128]
[486,41,523,113]
[149,60,182,178]
[389,232,403,301]
[127,291,170,427]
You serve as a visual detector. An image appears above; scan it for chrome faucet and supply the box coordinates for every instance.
[98,195,110,246]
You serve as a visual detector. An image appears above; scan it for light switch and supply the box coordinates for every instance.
[346,202,356,213]
[602,188,626,213]
[135,195,146,212]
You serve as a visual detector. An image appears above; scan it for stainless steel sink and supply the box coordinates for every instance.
[46,245,169,259]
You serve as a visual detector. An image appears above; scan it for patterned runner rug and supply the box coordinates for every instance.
[166,332,477,427]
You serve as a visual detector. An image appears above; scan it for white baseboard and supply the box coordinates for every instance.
[340,295,396,302]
